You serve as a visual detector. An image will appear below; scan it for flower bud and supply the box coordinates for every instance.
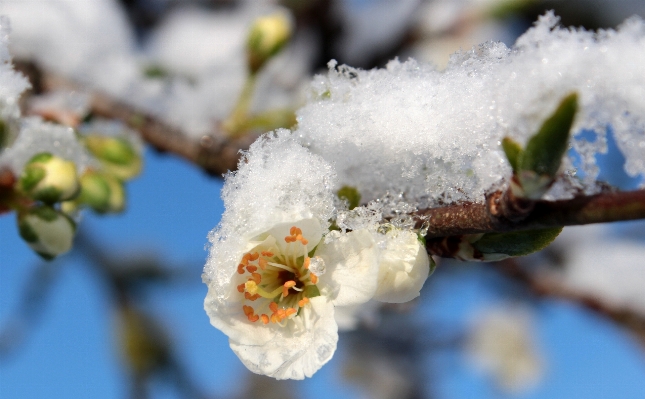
[18,152,80,203]
[373,228,432,303]
[18,204,76,260]
[84,135,142,180]
[246,12,292,73]
[78,170,126,214]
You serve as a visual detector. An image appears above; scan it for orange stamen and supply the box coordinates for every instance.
[258,258,268,270]
[282,280,296,297]
[298,297,309,307]
[285,235,296,243]
[248,313,259,322]
[249,252,259,261]
[245,292,259,301]
[285,308,297,317]
[296,234,308,245]
[261,251,274,257]
[261,314,269,324]
[311,274,318,284]
[269,302,278,313]
[243,305,254,316]
[303,257,310,269]
[290,227,298,235]
[237,264,245,274]
[246,265,258,273]
[251,273,262,284]
[237,283,245,293]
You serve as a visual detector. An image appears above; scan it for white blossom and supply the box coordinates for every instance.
[203,131,382,379]
[204,218,378,379]
[467,306,544,393]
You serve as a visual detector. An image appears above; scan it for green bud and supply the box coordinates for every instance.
[18,152,80,203]
[84,135,142,180]
[337,186,361,210]
[78,171,126,214]
[17,205,76,260]
[246,12,292,73]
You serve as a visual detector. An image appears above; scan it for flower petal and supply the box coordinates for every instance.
[316,229,379,306]
[373,230,430,303]
[204,285,276,347]
[230,296,338,380]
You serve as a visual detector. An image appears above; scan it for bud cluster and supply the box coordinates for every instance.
[3,116,144,260]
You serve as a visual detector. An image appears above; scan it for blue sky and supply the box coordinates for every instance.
[2,149,645,398]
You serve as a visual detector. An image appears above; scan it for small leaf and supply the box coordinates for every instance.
[428,256,437,276]
[519,93,578,178]
[502,137,522,173]
[472,227,562,257]
[417,233,426,247]
[303,285,321,298]
[19,164,46,192]
[337,186,361,210]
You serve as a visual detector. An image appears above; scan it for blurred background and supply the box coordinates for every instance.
[2,0,645,398]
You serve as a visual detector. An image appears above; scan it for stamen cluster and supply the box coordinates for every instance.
[236,226,320,325]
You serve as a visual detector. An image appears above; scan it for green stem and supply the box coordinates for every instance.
[222,73,258,137]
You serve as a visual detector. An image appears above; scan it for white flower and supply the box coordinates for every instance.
[372,228,432,303]
[467,306,543,393]
[204,217,378,380]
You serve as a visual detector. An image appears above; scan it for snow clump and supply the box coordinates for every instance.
[295,12,645,206]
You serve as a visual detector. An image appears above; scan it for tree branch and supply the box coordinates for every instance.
[492,258,645,348]
[16,60,255,177]
[419,189,645,238]
[16,62,645,235]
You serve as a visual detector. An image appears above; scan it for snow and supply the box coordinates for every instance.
[295,12,645,207]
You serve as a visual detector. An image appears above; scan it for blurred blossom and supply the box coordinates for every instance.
[555,225,645,316]
[466,305,544,393]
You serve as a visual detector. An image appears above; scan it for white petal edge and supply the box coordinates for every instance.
[229,296,338,380]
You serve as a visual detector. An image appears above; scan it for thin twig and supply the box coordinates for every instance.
[16,60,255,177]
[492,258,645,347]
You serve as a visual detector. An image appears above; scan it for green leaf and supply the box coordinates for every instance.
[33,186,63,204]
[417,233,426,247]
[19,164,46,192]
[303,285,321,299]
[428,256,437,276]
[337,186,361,210]
[28,152,53,164]
[0,119,7,149]
[472,227,563,257]
[18,217,38,243]
[502,137,522,173]
[31,205,59,222]
[519,93,578,178]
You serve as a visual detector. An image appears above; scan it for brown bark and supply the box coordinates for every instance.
[418,189,645,238]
